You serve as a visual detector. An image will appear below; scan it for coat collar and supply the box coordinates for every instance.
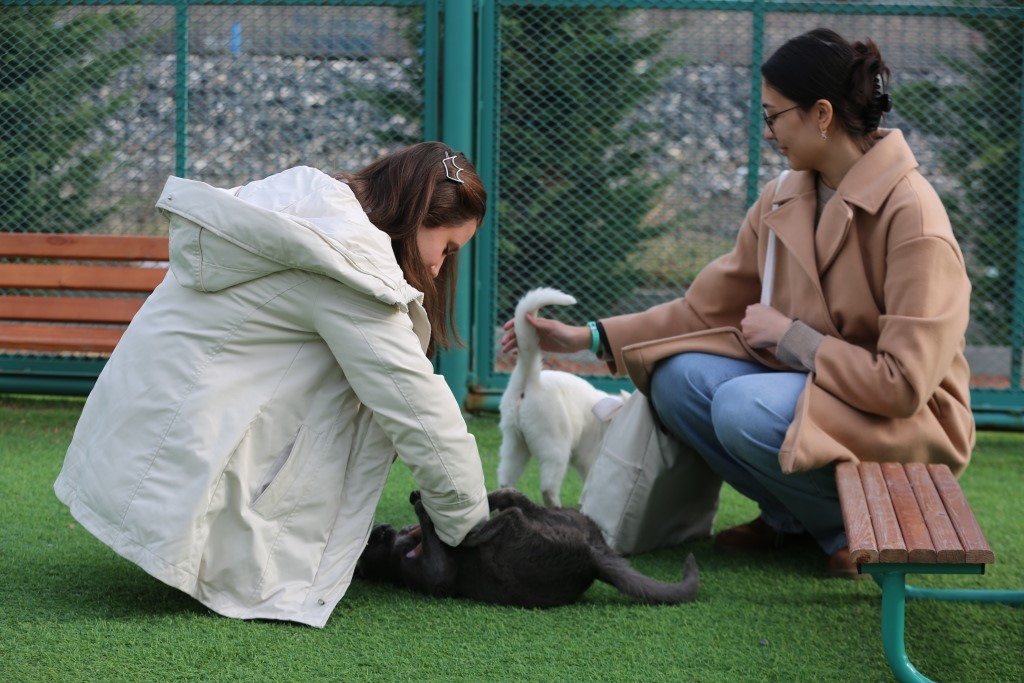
[836,129,918,213]
[768,129,917,211]
[764,129,918,280]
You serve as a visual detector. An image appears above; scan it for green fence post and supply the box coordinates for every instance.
[745,0,767,206]
[174,0,189,178]
[436,0,476,410]
[1011,18,1024,391]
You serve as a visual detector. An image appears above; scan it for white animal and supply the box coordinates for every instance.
[498,287,622,507]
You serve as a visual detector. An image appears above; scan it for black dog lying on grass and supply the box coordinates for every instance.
[355,488,699,608]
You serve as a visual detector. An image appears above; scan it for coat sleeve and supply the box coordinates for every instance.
[600,188,771,373]
[311,280,489,546]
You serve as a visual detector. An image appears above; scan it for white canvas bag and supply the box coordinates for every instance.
[580,392,721,555]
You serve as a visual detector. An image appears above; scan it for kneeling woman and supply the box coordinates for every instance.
[55,143,490,626]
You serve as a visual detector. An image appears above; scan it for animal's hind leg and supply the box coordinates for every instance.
[521,431,573,507]
[497,430,531,489]
[537,454,570,507]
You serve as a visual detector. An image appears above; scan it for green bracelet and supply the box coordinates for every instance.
[587,321,601,355]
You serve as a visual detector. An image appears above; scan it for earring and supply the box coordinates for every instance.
[820,129,829,140]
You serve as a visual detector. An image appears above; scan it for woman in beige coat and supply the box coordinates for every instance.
[502,29,973,578]
[55,142,490,626]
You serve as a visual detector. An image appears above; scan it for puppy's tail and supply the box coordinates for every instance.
[508,287,577,396]
[594,552,700,605]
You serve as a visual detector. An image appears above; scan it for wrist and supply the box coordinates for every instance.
[586,321,601,355]
[573,325,592,353]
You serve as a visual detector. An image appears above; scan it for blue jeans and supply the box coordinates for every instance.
[649,352,846,555]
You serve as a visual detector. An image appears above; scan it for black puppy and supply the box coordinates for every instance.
[355,488,699,608]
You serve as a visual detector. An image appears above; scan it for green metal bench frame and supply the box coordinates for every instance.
[837,461,1022,683]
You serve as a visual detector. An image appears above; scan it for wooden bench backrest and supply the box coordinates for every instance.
[836,461,995,565]
[0,233,169,354]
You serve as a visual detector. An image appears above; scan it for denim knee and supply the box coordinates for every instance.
[650,353,711,439]
[711,383,788,457]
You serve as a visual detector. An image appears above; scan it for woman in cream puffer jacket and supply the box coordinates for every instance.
[55,143,490,627]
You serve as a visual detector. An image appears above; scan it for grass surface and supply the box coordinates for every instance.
[1,395,1021,683]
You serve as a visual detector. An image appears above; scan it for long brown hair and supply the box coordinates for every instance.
[338,142,487,353]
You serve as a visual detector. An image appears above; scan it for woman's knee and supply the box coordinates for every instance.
[710,377,794,458]
[650,354,715,439]
[651,353,718,418]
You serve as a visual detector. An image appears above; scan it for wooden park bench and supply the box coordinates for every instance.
[836,461,1023,683]
[0,232,169,395]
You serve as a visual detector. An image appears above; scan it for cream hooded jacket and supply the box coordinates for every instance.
[54,166,489,628]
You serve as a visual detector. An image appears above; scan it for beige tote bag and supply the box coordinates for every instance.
[580,391,721,555]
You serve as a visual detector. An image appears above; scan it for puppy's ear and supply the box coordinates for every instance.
[409,490,422,505]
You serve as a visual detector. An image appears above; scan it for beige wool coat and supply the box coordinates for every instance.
[601,130,974,476]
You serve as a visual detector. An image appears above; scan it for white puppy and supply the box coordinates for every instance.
[498,287,622,507]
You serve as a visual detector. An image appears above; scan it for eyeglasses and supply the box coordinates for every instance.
[762,104,801,135]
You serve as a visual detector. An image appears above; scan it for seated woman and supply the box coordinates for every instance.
[502,28,973,578]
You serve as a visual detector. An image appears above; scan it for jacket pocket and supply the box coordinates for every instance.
[251,424,318,517]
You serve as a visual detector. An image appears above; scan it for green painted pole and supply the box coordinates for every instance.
[174,0,189,177]
[744,0,767,206]
[878,571,934,683]
[437,0,475,410]
[423,0,440,140]
[1010,20,1024,391]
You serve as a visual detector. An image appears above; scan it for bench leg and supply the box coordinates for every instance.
[877,570,935,683]
[866,563,1022,683]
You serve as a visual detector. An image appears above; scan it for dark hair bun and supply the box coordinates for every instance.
[864,73,893,133]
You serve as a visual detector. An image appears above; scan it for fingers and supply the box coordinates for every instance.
[500,319,518,354]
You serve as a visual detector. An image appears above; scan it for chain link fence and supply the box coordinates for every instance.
[483,1,1024,425]
[0,2,428,237]
[3,1,1024,424]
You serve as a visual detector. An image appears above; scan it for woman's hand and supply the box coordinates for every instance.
[741,304,793,349]
[500,314,591,355]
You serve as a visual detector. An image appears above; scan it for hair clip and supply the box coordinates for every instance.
[874,74,893,112]
[443,152,465,184]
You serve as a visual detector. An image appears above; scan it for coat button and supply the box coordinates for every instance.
[317,598,325,605]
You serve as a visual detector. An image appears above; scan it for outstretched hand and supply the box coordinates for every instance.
[500,313,591,355]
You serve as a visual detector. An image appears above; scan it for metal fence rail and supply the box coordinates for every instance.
[3,0,1024,428]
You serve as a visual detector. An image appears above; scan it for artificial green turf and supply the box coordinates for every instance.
[1,395,1021,682]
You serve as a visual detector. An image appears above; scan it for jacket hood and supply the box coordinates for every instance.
[155,167,423,311]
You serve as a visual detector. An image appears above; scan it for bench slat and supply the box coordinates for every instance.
[929,465,995,564]
[0,295,145,324]
[0,233,168,260]
[905,463,965,563]
[0,323,124,353]
[860,462,907,562]
[882,462,936,563]
[836,462,878,564]
[0,263,166,293]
